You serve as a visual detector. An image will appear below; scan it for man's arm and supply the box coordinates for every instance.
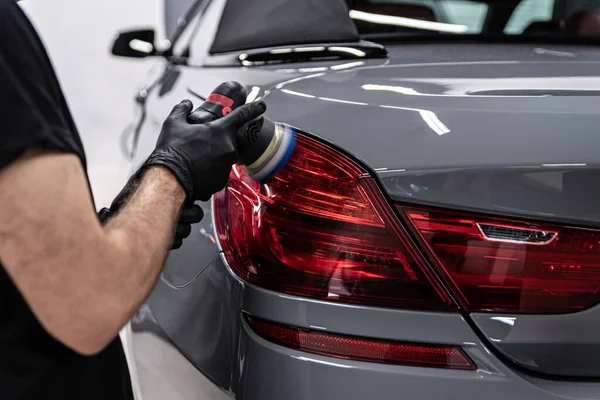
[0,97,265,356]
[0,150,184,355]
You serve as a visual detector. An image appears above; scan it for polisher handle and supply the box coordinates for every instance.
[187,81,248,124]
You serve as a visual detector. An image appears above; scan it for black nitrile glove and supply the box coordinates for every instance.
[171,205,203,249]
[143,99,267,203]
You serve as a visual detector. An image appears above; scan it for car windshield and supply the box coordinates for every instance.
[351,0,600,37]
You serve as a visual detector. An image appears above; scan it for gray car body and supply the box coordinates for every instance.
[122,14,600,399]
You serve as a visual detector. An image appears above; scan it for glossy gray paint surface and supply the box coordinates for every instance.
[142,255,241,388]
[378,167,600,226]
[253,44,600,378]
[242,283,478,346]
[128,42,600,398]
[133,256,600,400]
[472,310,600,377]
[262,44,600,172]
[237,318,600,400]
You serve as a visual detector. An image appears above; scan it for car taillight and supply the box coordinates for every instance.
[214,133,453,310]
[403,208,600,314]
[247,316,476,370]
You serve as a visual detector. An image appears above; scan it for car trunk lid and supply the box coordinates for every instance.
[262,43,600,377]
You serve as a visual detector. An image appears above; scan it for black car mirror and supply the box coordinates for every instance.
[111,29,157,58]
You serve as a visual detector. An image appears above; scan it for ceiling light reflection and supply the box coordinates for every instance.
[246,86,261,103]
[129,39,153,54]
[364,84,424,96]
[276,61,365,74]
[270,48,293,54]
[380,105,450,135]
[350,9,468,33]
[542,163,587,167]
[291,355,355,369]
[491,317,516,327]
[319,97,368,106]
[298,67,329,73]
[377,168,407,176]
[275,73,326,89]
[331,61,365,70]
[328,46,366,57]
[363,83,548,98]
[295,46,326,52]
[281,89,316,99]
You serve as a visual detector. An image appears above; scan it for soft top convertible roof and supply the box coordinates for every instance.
[209,0,360,54]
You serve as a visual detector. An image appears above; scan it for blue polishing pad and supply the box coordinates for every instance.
[258,126,297,184]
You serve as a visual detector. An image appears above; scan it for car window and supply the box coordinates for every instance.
[350,0,488,35]
[504,0,555,34]
[557,0,600,18]
[504,0,600,35]
[350,0,600,37]
[438,0,488,33]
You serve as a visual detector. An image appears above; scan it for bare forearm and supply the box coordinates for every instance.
[43,167,186,354]
[97,167,185,337]
[0,152,186,354]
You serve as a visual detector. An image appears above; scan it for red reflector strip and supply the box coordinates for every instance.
[247,316,476,370]
[207,93,235,108]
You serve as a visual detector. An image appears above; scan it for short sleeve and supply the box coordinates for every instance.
[0,2,78,169]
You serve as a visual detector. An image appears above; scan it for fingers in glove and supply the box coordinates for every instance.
[98,208,113,225]
[216,101,267,131]
[196,166,234,202]
[168,99,194,120]
[172,238,183,250]
[179,204,204,224]
[175,223,192,240]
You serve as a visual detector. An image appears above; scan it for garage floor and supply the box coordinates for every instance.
[127,327,231,400]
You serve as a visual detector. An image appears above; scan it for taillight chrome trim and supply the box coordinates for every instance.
[476,223,558,246]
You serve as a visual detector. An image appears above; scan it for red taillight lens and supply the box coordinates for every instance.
[214,134,453,310]
[247,316,476,370]
[403,208,600,314]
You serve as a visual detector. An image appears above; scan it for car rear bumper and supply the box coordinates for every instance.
[236,316,600,400]
[132,256,600,400]
[231,254,600,400]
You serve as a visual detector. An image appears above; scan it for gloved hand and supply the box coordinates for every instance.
[97,97,264,248]
[171,205,204,249]
[143,99,267,203]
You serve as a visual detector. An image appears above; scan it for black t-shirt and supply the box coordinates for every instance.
[0,3,133,399]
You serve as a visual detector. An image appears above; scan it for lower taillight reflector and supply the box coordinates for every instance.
[247,316,475,370]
